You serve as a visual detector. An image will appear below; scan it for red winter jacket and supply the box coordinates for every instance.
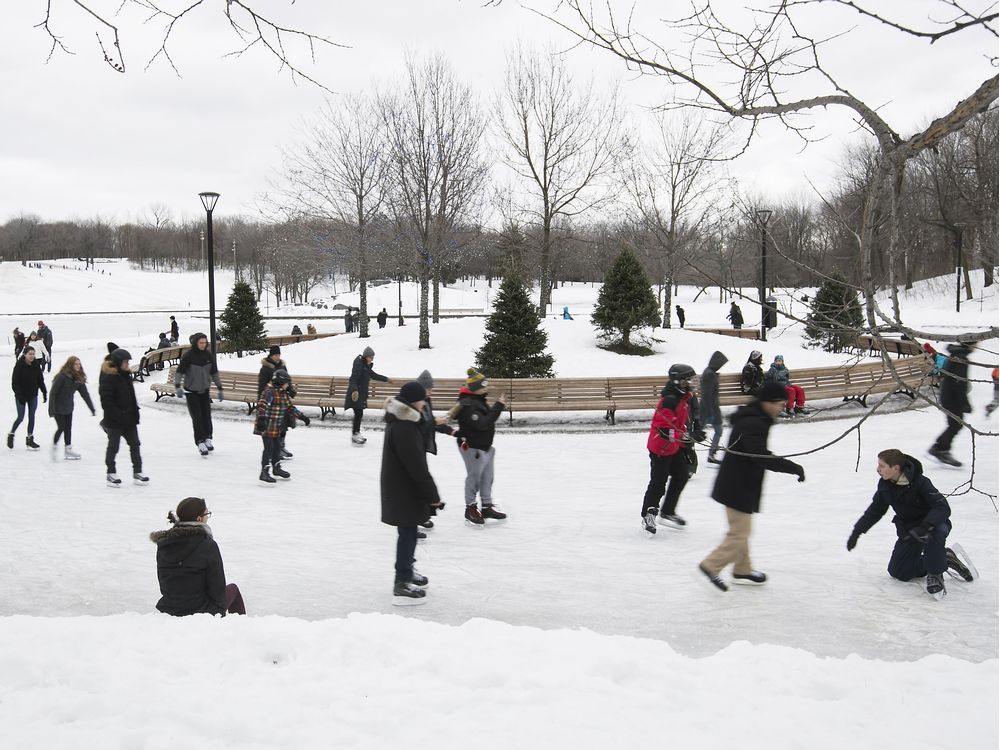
[646,391,691,457]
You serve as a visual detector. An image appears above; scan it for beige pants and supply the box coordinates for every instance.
[701,506,753,576]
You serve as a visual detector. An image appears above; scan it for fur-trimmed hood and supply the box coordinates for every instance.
[383,396,422,423]
[260,356,285,371]
[150,522,213,545]
[101,358,122,376]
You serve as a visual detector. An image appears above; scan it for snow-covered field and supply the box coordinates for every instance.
[0,259,997,749]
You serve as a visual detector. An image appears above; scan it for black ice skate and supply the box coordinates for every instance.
[271,464,291,480]
[699,563,728,592]
[482,504,507,521]
[732,571,768,586]
[133,472,150,486]
[945,545,978,582]
[465,505,485,528]
[26,435,40,450]
[925,573,946,599]
[392,581,427,606]
[410,569,429,587]
[928,447,962,467]
[657,513,687,530]
[259,467,277,485]
[106,473,122,488]
[197,442,209,457]
[642,508,658,535]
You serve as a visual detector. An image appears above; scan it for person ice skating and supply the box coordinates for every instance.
[48,356,96,460]
[701,351,729,464]
[415,369,456,533]
[765,355,809,416]
[174,333,224,457]
[22,331,49,374]
[381,381,446,604]
[727,302,744,329]
[846,449,977,599]
[344,308,354,334]
[698,382,805,591]
[8,346,47,451]
[99,348,148,487]
[12,327,25,356]
[640,364,703,534]
[254,368,294,484]
[675,305,686,328]
[169,315,179,343]
[739,350,765,396]
[377,308,388,329]
[150,497,246,617]
[929,342,975,467]
[450,368,508,527]
[257,346,306,461]
[986,367,998,417]
[35,320,53,372]
[345,346,389,445]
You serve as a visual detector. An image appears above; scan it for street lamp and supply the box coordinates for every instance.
[953,223,966,314]
[756,208,772,342]
[198,192,220,354]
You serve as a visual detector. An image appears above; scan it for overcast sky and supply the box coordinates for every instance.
[0,1,994,226]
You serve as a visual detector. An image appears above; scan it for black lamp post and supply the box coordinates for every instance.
[756,208,772,342]
[198,192,220,354]
[953,223,966,314]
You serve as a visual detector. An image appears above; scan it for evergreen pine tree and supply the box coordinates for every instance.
[591,246,660,352]
[805,274,864,352]
[218,280,268,358]
[475,271,555,378]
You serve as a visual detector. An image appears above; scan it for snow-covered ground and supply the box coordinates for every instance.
[0,260,997,749]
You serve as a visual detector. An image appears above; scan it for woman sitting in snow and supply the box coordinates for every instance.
[150,497,246,617]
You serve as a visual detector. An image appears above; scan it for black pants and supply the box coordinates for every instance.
[106,424,142,474]
[933,413,964,452]
[395,526,418,583]
[352,408,364,434]
[185,390,213,444]
[887,521,950,580]
[53,413,73,445]
[261,436,282,467]
[641,451,690,517]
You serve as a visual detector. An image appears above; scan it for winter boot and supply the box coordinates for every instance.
[657,513,687,530]
[64,446,81,460]
[106,473,122,488]
[351,433,367,446]
[732,570,768,586]
[464,504,485,528]
[699,563,728,592]
[926,573,946,598]
[6,433,13,449]
[271,463,291,480]
[259,466,277,485]
[482,504,507,521]
[642,508,658,535]
[25,435,40,450]
[793,406,811,415]
[928,447,962,467]
[707,453,722,465]
[945,546,977,582]
[133,472,150,486]
[197,442,209,457]
[204,438,214,452]
[392,581,427,605]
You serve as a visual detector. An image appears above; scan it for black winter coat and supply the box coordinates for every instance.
[11,358,47,402]
[344,355,387,410]
[381,398,441,527]
[420,396,455,455]
[851,457,951,539]
[99,359,140,428]
[939,344,972,415]
[150,523,228,616]
[740,360,764,395]
[700,350,729,424]
[48,372,95,416]
[175,335,223,393]
[456,391,504,450]
[712,401,802,513]
[257,356,287,399]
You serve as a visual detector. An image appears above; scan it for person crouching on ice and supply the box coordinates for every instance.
[254,369,294,485]
[846,448,977,598]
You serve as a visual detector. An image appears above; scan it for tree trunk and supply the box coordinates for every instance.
[432,262,440,324]
[662,274,673,328]
[418,262,431,349]
[538,219,552,314]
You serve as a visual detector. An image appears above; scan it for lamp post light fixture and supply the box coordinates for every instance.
[755,208,773,342]
[198,191,221,354]
[953,223,966,314]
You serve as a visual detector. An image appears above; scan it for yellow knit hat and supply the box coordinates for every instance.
[466,367,488,392]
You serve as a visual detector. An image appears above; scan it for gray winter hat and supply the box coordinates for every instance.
[362,346,375,359]
[416,369,434,391]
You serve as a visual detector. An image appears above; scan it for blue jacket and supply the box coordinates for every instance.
[851,457,950,539]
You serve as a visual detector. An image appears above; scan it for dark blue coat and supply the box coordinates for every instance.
[344,355,387,410]
[851,457,950,539]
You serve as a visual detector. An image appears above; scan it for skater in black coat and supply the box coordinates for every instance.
[699,382,804,591]
[377,308,388,329]
[48,356,96,459]
[846,449,976,597]
[12,327,26,356]
[727,302,744,329]
[675,305,686,328]
[740,350,765,396]
[150,497,245,617]
[345,346,389,444]
[415,370,455,456]
[99,348,146,486]
[8,347,47,450]
[929,342,975,467]
[381,382,444,604]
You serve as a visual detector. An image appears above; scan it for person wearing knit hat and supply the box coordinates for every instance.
[257,345,298,462]
[451,367,508,526]
[698,379,806,592]
[99,345,147,487]
[150,497,246,616]
[36,320,53,372]
[381,382,444,604]
[345,346,390,445]
[764,354,809,417]
[413,370,455,532]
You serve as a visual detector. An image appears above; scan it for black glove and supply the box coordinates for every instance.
[43,393,48,403]
[908,523,933,544]
[431,500,446,511]
[846,531,860,551]
[692,428,707,443]
[795,465,806,482]
[300,414,311,427]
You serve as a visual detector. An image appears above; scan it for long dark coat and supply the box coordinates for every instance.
[11,357,47,402]
[344,355,387,410]
[150,523,227,616]
[380,398,441,527]
[712,401,801,514]
[99,359,140,428]
[939,344,973,415]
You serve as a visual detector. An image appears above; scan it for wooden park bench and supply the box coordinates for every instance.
[688,327,762,339]
[852,334,925,358]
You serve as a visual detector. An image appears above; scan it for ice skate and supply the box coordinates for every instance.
[925,573,946,600]
[732,571,768,586]
[197,442,209,457]
[642,508,658,535]
[271,464,291,480]
[25,435,40,450]
[64,446,81,460]
[410,569,429,587]
[6,433,13,449]
[133,472,150,486]
[106,473,122,488]
[699,563,728,592]
[419,519,434,530]
[928,447,962,467]
[204,438,214,452]
[945,545,978,582]
[259,467,277,485]
[280,447,294,460]
[392,581,427,605]
[482,504,507,521]
[464,504,485,528]
[657,513,687,530]
[351,433,367,446]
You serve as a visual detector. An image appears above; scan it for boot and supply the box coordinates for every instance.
[133,472,150,486]
[482,504,507,520]
[271,463,291,480]
[464,504,485,527]
[64,446,81,460]
[392,581,427,605]
[351,433,367,446]
[26,435,40,450]
[6,433,13,449]
[204,438,214,452]
[197,442,209,457]
[259,466,277,485]
[106,473,122,488]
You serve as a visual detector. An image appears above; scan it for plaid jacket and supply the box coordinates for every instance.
[254,384,293,437]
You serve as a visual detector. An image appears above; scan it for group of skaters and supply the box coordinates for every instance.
[12,321,54,372]
[639,345,986,599]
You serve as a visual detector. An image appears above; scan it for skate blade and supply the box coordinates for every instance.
[464,520,485,529]
[258,482,277,488]
[64,456,81,461]
[731,578,766,586]
[950,544,979,581]
[929,589,947,601]
[133,480,149,487]
[106,483,122,489]
[656,518,685,530]
[391,596,427,607]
